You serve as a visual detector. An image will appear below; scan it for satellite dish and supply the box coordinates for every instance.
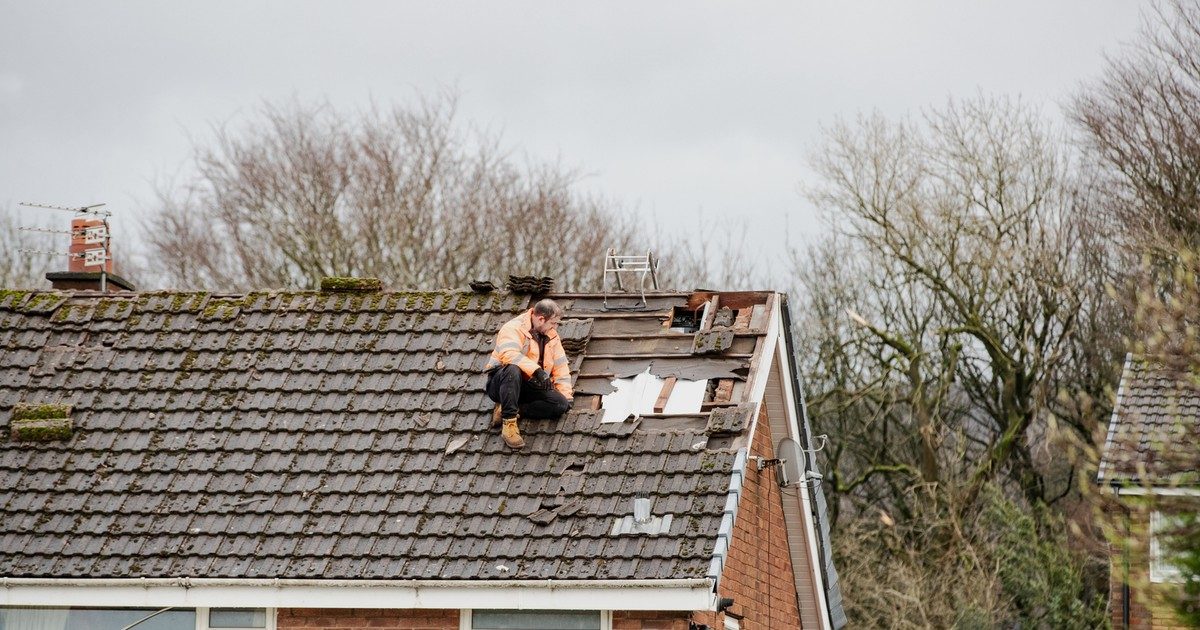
[776,438,806,487]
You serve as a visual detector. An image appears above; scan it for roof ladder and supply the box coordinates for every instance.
[602,248,659,309]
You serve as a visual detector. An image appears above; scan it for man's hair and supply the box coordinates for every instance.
[532,299,562,319]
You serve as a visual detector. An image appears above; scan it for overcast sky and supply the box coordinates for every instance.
[0,1,1146,281]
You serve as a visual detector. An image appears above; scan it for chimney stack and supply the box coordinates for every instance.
[45,216,134,292]
[67,216,110,273]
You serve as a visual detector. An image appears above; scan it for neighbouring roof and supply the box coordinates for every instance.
[0,287,781,582]
[1098,355,1200,486]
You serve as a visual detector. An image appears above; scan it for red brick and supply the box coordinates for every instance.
[277,609,458,630]
[695,409,804,628]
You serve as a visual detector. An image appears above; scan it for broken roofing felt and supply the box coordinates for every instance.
[0,287,777,581]
[1099,356,1200,486]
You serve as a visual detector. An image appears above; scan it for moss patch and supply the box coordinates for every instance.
[320,276,382,292]
[0,289,31,309]
[201,298,242,320]
[12,403,72,421]
[10,404,73,442]
[21,292,66,313]
[11,417,73,442]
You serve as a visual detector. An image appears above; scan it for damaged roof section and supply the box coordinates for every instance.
[561,291,775,442]
[0,287,777,584]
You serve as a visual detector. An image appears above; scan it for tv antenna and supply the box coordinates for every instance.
[20,201,110,216]
[17,201,113,291]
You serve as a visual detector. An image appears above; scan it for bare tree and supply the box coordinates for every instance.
[1073,0,1200,257]
[141,93,645,291]
[660,215,767,290]
[833,483,1106,628]
[799,97,1119,511]
[0,205,54,289]
[1072,6,1200,617]
[792,97,1119,624]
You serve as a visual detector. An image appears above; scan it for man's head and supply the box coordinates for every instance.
[530,299,562,334]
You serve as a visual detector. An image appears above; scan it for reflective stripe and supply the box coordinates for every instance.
[553,356,569,366]
[554,376,572,384]
[497,341,523,352]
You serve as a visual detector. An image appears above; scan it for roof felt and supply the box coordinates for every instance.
[0,287,770,580]
[1099,356,1200,485]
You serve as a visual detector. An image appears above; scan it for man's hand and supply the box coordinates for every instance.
[530,368,551,390]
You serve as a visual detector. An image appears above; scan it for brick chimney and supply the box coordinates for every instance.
[45,216,134,292]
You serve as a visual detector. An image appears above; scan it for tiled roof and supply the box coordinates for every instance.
[0,287,773,580]
[1098,356,1200,485]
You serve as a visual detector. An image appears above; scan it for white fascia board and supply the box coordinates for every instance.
[1112,486,1200,497]
[773,330,833,630]
[745,293,783,414]
[0,578,716,611]
[1096,353,1132,484]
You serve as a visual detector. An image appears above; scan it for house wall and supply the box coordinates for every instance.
[277,608,458,629]
[692,407,806,629]
[1108,502,1191,630]
[612,611,690,629]
[278,609,692,630]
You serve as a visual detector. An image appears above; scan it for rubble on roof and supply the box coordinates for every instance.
[692,330,734,355]
[469,280,497,293]
[556,318,593,355]
[506,275,554,295]
[319,276,383,293]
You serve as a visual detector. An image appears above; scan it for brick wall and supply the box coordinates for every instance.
[1108,502,1192,630]
[612,611,690,629]
[279,609,695,630]
[277,608,458,630]
[693,408,805,629]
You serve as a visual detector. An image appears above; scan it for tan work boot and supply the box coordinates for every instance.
[501,417,525,450]
[491,404,503,428]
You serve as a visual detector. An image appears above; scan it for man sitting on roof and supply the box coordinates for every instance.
[483,298,574,449]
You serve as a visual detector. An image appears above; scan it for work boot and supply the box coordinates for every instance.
[501,417,525,450]
[492,404,503,428]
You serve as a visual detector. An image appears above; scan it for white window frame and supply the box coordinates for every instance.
[459,609,611,630]
[196,607,276,630]
[1149,511,1186,583]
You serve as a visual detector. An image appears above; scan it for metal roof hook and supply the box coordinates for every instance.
[602,248,660,309]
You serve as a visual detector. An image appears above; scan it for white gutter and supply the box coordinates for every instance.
[0,577,716,611]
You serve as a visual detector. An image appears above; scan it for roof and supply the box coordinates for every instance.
[1098,355,1200,486]
[0,287,781,583]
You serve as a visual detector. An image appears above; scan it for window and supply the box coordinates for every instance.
[465,610,607,630]
[0,607,195,630]
[204,609,269,629]
[0,607,271,630]
[1150,511,1188,583]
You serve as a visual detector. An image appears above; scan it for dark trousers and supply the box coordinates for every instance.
[485,364,570,419]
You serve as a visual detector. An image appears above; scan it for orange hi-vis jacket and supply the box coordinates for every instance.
[484,309,574,399]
